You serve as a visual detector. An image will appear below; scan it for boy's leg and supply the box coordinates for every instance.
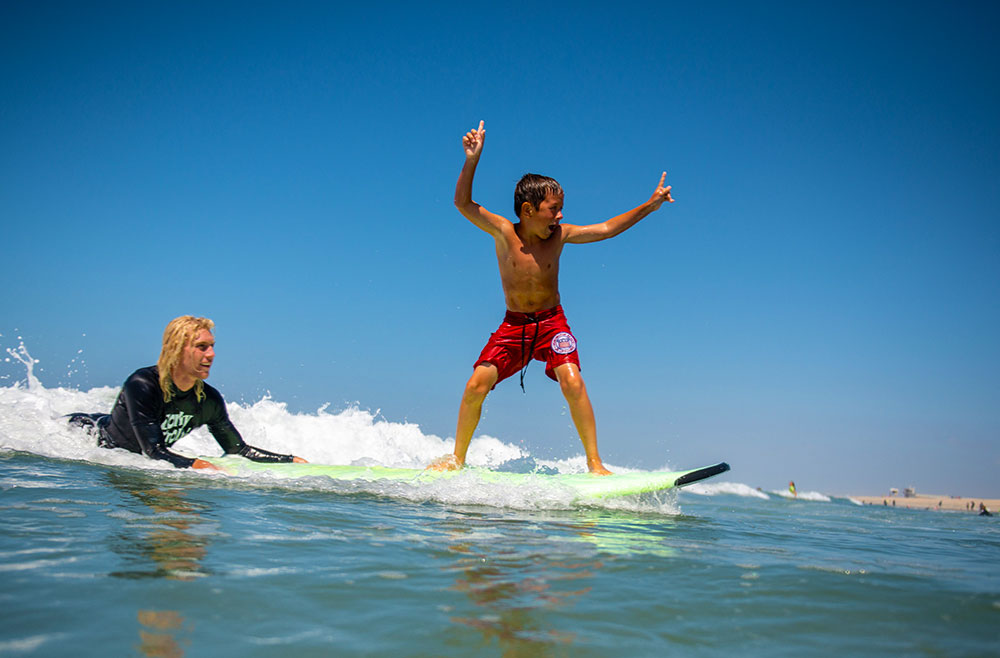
[451,364,499,467]
[553,363,611,475]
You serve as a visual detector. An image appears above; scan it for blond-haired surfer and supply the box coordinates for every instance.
[68,315,306,469]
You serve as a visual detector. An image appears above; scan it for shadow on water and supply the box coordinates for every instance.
[442,527,587,653]
[428,506,700,656]
[104,470,213,657]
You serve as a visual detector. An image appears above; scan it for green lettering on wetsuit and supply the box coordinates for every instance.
[161,411,194,445]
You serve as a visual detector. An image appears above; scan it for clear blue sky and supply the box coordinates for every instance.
[2,1,997,496]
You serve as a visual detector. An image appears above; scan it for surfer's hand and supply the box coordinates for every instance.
[462,120,485,160]
[191,458,220,471]
[292,456,308,463]
[648,171,673,210]
[427,454,462,472]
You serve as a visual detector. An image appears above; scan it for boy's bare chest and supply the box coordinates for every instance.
[496,238,562,276]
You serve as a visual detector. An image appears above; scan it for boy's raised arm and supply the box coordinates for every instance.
[455,120,508,236]
[563,172,674,244]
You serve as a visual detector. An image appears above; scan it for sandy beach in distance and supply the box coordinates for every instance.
[851,493,999,514]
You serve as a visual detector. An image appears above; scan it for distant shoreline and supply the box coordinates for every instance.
[851,494,998,514]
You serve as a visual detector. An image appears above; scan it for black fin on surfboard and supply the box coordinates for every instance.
[673,462,730,487]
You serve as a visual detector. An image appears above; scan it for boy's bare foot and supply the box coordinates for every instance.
[589,462,613,476]
[427,454,463,472]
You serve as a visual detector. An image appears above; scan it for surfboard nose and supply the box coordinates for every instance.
[674,462,730,487]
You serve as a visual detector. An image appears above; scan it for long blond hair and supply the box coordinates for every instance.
[158,315,215,403]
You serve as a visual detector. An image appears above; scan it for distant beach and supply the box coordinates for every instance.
[852,493,998,513]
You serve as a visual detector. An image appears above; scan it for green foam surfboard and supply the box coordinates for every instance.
[200,456,730,500]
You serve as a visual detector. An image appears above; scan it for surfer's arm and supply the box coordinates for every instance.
[455,120,509,237]
[212,425,307,464]
[129,420,205,469]
[563,172,673,244]
[131,421,199,468]
[119,372,198,468]
[205,392,305,463]
[206,417,296,462]
[237,444,306,462]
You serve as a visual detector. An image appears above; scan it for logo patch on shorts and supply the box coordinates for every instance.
[551,332,577,355]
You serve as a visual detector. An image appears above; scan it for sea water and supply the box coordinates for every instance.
[1,380,998,657]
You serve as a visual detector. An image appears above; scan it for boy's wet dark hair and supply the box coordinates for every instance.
[514,173,563,218]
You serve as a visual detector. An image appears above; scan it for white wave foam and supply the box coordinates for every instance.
[0,380,520,472]
[771,489,832,502]
[0,380,678,513]
[685,481,771,499]
[0,635,62,653]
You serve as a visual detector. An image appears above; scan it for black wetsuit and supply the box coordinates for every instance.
[69,366,293,468]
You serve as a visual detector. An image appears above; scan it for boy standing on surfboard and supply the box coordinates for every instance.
[430,120,673,475]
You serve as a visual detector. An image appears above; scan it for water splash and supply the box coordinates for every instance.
[0,340,727,514]
[5,339,41,391]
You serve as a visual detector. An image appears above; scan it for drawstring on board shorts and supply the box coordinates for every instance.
[519,314,541,392]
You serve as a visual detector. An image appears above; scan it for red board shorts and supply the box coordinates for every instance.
[474,305,581,386]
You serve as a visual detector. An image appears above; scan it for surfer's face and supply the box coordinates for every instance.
[525,193,563,238]
[176,329,215,385]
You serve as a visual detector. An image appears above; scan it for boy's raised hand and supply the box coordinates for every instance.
[462,120,485,160]
[649,171,674,209]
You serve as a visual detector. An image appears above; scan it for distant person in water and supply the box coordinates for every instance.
[68,315,306,470]
[429,120,673,475]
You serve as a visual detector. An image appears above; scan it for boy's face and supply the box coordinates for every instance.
[524,193,564,238]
